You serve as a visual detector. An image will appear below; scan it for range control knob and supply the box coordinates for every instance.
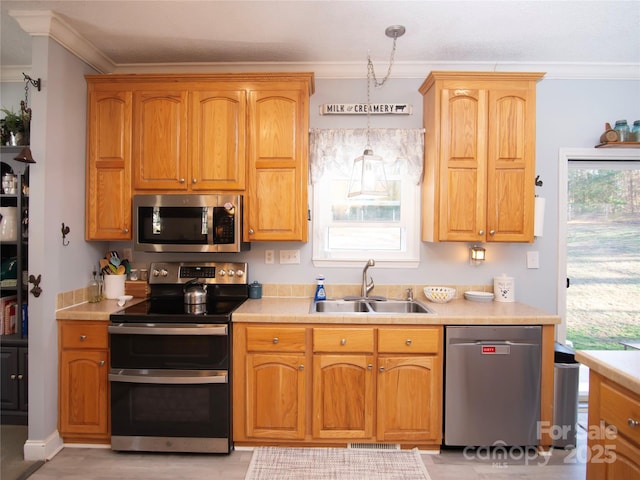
[228,269,235,277]
[235,269,245,277]
[218,269,226,276]
[160,269,168,277]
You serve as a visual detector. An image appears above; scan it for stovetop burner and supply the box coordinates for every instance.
[110,261,248,324]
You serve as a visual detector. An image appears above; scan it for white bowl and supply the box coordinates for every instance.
[423,286,456,303]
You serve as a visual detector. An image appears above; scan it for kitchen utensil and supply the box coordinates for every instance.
[117,295,133,307]
[423,286,456,303]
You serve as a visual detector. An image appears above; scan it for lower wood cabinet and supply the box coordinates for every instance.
[586,370,640,479]
[58,321,110,443]
[233,323,442,448]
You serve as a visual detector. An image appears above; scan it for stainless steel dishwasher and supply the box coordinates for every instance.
[444,325,542,447]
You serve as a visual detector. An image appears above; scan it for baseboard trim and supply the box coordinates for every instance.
[24,430,64,461]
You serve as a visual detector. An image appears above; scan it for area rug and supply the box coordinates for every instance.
[244,446,432,480]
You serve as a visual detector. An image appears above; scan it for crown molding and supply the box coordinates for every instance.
[5,11,639,81]
[9,9,115,73]
[0,66,31,83]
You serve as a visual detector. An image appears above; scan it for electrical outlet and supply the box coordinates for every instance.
[279,249,301,264]
[527,251,540,269]
[265,250,275,264]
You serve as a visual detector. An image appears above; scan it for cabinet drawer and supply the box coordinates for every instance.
[378,327,440,354]
[601,381,640,444]
[246,326,306,352]
[313,328,374,353]
[59,322,108,349]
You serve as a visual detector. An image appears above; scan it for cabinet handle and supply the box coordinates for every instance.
[248,228,255,235]
[489,230,495,236]
[478,230,484,236]
[340,338,347,345]
[379,366,385,372]
[406,339,412,346]
[298,365,304,371]
[10,374,16,380]
[629,418,640,428]
[98,360,105,367]
[179,178,185,183]
[273,337,279,344]
[80,335,87,341]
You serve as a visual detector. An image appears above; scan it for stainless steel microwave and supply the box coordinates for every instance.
[133,194,250,253]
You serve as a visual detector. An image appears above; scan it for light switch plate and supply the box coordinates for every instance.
[527,251,540,269]
[280,249,301,264]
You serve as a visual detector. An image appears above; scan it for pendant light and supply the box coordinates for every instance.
[347,25,405,198]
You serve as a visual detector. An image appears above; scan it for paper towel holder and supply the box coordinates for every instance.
[470,245,486,265]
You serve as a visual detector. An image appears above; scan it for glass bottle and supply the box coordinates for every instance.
[614,120,630,142]
[88,270,100,303]
[631,120,640,142]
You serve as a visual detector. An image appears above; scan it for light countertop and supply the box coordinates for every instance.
[575,350,640,396]
[233,297,560,325]
[55,296,560,325]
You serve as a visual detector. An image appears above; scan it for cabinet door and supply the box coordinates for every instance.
[486,88,535,242]
[86,90,132,240]
[0,347,19,410]
[18,347,27,412]
[246,88,309,241]
[59,350,109,436]
[191,90,246,190]
[377,356,441,442]
[133,90,189,190]
[245,353,305,439]
[312,354,374,439]
[438,88,487,242]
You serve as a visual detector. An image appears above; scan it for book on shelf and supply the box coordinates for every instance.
[0,295,17,335]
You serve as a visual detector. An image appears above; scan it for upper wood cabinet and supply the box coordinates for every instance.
[245,84,311,242]
[85,88,132,240]
[85,73,313,242]
[419,71,544,243]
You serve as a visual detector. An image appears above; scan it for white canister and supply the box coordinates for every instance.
[104,274,126,299]
[0,207,17,241]
[494,274,515,302]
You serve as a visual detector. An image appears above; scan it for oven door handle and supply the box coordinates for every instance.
[109,369,228,384]
[108,323,227,336]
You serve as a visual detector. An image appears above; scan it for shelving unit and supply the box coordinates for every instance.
[1,146,29,425]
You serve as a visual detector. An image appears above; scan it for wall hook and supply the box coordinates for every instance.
[22,72,41,92]
[28,274,42,297]
[535,175,543,187]
[61,223,70,246]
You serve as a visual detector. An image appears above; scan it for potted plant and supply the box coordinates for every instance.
[1,106,30,146]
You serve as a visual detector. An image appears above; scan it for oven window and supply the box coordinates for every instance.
[111,382,229,438]
[111,334,229,370]
[138,206,207,245]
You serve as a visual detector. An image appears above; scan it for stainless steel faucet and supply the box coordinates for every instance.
[361,259,375,298]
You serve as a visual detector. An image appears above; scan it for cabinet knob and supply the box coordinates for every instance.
[248,228,255,235]
[379,366,385,372]
[80,335,87,341]
[298,365,304,371]
[10,374,16,380]
[18,374,23,380]
[179,178,185,183]
[406,339,412,346]
[340,339,347,345]
[273,337,279,344]
[192,178,197,184]
[478,230,484,236]
[489,230,495,236]
[123,228,129,234]
[368,364,373,370]
[98,360,105,367]
[629,418,640,428]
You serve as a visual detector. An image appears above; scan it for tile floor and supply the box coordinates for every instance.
[23,423,588,480]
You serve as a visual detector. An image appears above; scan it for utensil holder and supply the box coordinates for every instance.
[104,274,126,299]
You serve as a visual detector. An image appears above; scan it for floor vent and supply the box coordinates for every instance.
[348,443,400,450]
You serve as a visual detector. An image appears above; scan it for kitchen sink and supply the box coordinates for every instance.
[310,299,435,314]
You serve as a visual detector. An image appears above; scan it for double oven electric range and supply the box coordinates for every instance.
[108,261,248,454]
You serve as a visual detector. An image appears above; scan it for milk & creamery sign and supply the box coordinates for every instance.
[320,103,412,115]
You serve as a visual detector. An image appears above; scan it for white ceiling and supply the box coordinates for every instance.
[1,0,640,79]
